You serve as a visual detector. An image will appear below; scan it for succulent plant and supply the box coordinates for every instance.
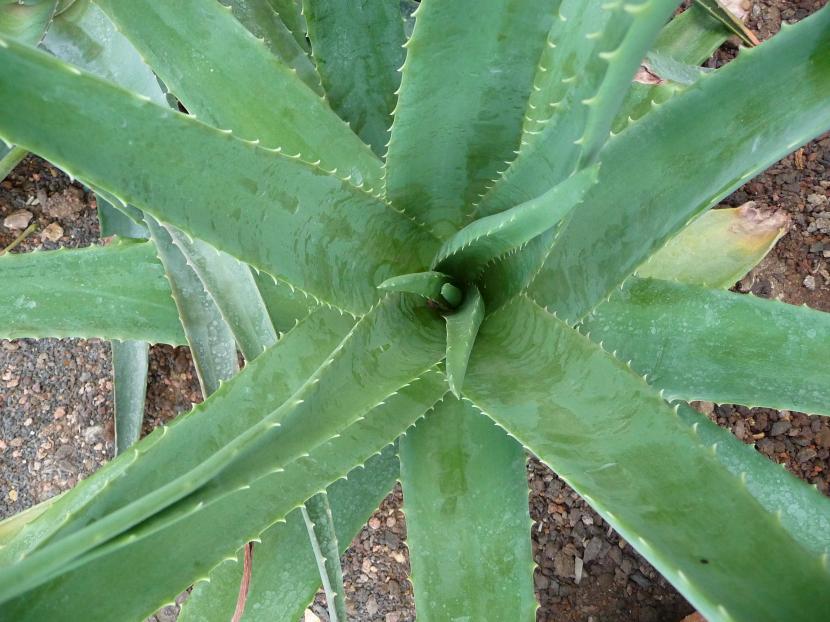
[0,1,829,621]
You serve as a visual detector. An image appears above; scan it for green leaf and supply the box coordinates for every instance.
[0,240,184,344]
[96,194,147,238]
[0,296,446,604]
[636,205,789,288]
[111,340,148,455]
[399,397,535,622]
[167,229,278,362]
[253,271,319,333]
[581,277,830,416]
[301,493,347,622]
[0,0,57,45]
[478,0,680,216]
[377,270,453,303]
[0,145,26,180]
[180,449,399,622]
[95,0,384,194]
[464,296,830,622]
[302,0,405,156]
[3,372,446,621]
[653,3,730,64]
[386,0,560,238]
[433,166,598,279]
[220,0,322,94]
[42,0,166,106]
[531,8,830,323]
[268,0,309,52]
[0,38,439,314]
[145,217,239,397]
[675,404,830,556]
[445,285,484,398]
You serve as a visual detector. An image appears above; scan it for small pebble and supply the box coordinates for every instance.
[40,222,64,242]
[3,209,33,230]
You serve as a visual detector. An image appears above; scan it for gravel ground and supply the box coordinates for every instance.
[2,2,829,621]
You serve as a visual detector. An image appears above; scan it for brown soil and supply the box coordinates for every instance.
[1,2,828,621]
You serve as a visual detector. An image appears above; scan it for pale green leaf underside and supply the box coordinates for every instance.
[0,38,438,314]
[302,493,348,622]
[145,217,239,397]
[111,340,148,455]
[302,0,405,156]
[167,229,278,362]
[95,0,383,193]
[400,397,535,622]
[464,296,830,622]
[180,449,399,622]
[636,205,788,289]
[386,0,560,238]
[531,8,830,322]
[581,277,830,416]
[0,241,184,344]
[653,3,730,64]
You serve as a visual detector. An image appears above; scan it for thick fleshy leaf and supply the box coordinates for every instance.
[145,217,239,397]
[581,277,830,415]
[636,204,789,288]
[302,0,405,156]
[111,340,149,455]
[377,271,453,303]
[653,3,730,64]
[444,286,484,397]
[0,0,56,44]
[433,166,598,278]
[0,145,26,180]
[0,241,184,344]
[42,0,166,106]
[478,0,680,216]
[464,296,830,622]
[0,296,446,604]
[400,397,535,621]
[3,370,447,621]
[95,0,383,193]
[530,8,830,322]
[386,0,559,237]
[694,0,758,46]
[179,449,400,622]
[253,271,318,333]
[0,38,438,314]
[167,230,278,362]
[220,0,322,94]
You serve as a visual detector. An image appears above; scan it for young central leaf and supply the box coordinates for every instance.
[432,166,599,280]
[445,285,485,397]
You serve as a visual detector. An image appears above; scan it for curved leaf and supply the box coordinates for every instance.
[0,38,439,314]
[95,0,384,193]
[636,204,789,288]
[530,8,830,322]
[445,285,484,397]
[464,296,830,622]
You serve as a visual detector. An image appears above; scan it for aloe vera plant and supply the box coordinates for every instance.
[1,0,829,620]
